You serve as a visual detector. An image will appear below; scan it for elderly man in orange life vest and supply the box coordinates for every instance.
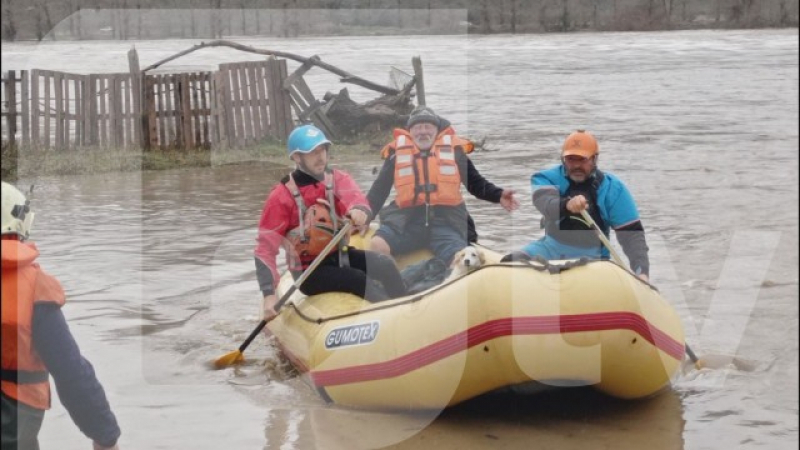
[366,106,519,265]
[255,125,407,320]
[1,181,121,450]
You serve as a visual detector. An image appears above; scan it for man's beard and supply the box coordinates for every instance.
[568,169,588,182]
[568,168,596,183]
[415,136,434,151]
[298,161,326,180]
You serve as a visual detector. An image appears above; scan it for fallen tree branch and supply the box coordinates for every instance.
[470,137,498,152]
[140,40,400,95]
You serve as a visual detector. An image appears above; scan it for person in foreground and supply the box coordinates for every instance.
[1,181,121,450]
[255,124,407,320]
[505,130,650,282]
[366,106,519,265]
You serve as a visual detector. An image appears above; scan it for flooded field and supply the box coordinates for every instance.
[3,28,798,449]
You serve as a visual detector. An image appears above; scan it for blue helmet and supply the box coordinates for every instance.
[287,124,331,158]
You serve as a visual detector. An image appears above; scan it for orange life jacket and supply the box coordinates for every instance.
[382,127,473,209]
[284,172,342,270]
[1,239,66,411]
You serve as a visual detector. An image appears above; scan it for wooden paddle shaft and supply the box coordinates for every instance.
[579,210,702,365]
[579,209,626,267]
[238,222,353,353]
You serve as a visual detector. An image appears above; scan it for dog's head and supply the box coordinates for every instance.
[452,245,486,271]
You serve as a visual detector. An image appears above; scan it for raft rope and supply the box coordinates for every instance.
[523,255,592,274]
[285,258,599,325]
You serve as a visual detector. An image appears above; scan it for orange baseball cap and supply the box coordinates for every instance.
[562,130,599,158]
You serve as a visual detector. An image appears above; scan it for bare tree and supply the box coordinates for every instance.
[69,0,77,38]
[731,0,756,25]
[190,7,196,37]
[269,8,274,35]
[179,8,188,38]
[779,0,789,25]
[209,0,216,38]
[137,1,143,39]
[76,0,84,40]
[228,3,234,36]
[0,0,793,42]
[481,0,491,32]
[34,0,54,40]
[110,3,117,38]
[35,7,43,40]
[215,0,223,38]
[282,1,290,37]
[560,0,571,31]
[510,0,517,33]
[240,0,247,35]
[2,0,17,41]
[397,0,403,28]
[538,1,549,31]
[427,0,432,27]
[294,0,302,37]
[121,0,130,40]
[497,0,505,28]
[112,6,121,39]
[662,0,674,25]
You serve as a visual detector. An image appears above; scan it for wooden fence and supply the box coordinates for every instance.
[209,59,293,148]
[144,72,213,150]
[1,58,294,150]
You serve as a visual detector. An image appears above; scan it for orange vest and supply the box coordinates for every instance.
[1,239,66,410]
[284,172,341,270]
[383,128,473,209]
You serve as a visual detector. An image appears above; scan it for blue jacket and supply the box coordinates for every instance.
[524,164,649,276]
[532,164,641,234]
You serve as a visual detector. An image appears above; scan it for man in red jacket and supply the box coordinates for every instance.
[1,181,121,450]
[255,125,406,320]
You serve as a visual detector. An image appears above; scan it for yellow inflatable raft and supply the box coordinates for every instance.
[268,246,685,410]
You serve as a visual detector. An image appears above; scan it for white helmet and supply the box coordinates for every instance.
[1,181,34,240]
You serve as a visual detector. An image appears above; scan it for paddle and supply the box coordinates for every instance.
[578,209,709,370]
[212,221,352,369]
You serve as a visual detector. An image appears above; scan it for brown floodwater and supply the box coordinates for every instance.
[4,27,797,450]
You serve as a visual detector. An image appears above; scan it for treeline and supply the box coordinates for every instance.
[2,0,797,41]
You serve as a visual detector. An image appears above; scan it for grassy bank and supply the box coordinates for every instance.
[1,140,382,182]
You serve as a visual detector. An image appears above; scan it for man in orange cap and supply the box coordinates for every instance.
[508,130,650,282]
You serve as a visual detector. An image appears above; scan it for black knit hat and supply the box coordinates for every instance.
[406,106,441,129]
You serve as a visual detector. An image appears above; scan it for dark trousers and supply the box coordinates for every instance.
[294,247,406,302]
[375,207,470,265]
[2,392,44,450]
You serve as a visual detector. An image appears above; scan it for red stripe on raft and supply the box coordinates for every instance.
[310,312,684,387]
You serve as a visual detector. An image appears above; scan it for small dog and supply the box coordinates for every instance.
[445,245,486,282]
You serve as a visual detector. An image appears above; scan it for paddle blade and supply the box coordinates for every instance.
[211,350,245,370]
[682,354,757,373]
[697,354,757,372]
